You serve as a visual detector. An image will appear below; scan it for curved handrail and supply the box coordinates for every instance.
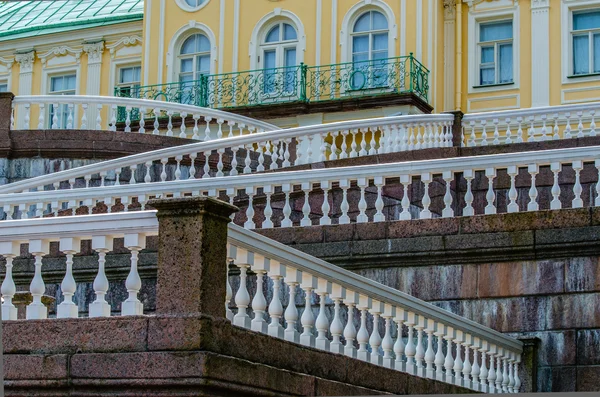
[462,101,600,122]
[11,95,279,132]
[0,113,455,194]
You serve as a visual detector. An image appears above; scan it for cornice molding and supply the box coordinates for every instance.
[38,45,82,66]
[0,56,15,69]
[105,35,142,59]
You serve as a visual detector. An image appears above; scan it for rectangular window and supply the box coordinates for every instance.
[116,65,141,98]
[0,82,7,93]
[572,10,600,75]
[478,20,513,86]
[49,74,76,128]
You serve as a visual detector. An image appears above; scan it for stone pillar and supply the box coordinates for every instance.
[15,51,35,129]
[531,0,550,108]
[517,336,540,393]
[0,92,14,157]
[83,41,104,128]
[149,196,238,318]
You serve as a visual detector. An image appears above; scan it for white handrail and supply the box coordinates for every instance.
[0,112,455,195]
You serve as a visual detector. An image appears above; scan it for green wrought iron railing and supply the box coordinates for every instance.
[115,54,429,110]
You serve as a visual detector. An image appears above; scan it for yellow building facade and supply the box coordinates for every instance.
[1,0,599,128]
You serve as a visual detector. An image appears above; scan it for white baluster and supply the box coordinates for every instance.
[356,298,371,362]
[122,233,145,316]
[374,176,385,222]
[344,297,358,358]
[468,121,476,147]
[166,110,173,136]
[572,160,584,208]
[405,313,417,375]
[564,112,572,138]
[369,302,383,366]
[138,107,146,133]
[514,355,522,393]
[508,353,516,393]
[540,114,548,141]
[350,129,358,158]
[487,348,497,394]
[144,161,152,183]
[369,128,377,155]
[394,310,406,372]
[590,110,597,137]
[233,249,251,328]
[284,269,300,343]
[577,111,585,138]
[300,274,316,347]
[516,117,524,143]
[281,183,293,228]
[442,170,454,218]
[339,179,351,224]
[315,280,330,351]
[26,239,50,319]
[160,158,168,182]
[244,186,255,229]
[400,175,412,220]
[415,320,426,376]
[485,168,497,215]
[270,140,279,169]
[444,328,455,384]
[479,344,490,393]
[434,324,446,382]
[203,150,212,178]
[453,332,464,387]
[57,237,81,318]
[382,304,395,368]
[330,131,339,160]
[357,178,368,223]
[527,164,539,211]
[552,113,560,140]
[191,114,200,139]
[80,104,88,129]
[225,250,234,322]
[301,182,312,227]
[462,336,473,389]
[124,106,131,132]
[340,131,348,159]
[267,262,285,338]
[257,142,265,172]
[0,242,19,320]
[89,236,113,318]
[471,339,481,392]
[244,144,252,174]
[320,181,332,225]
[230,146,239,175]
[495,352,504,392]
[424,322,436,379]
[52,103,60,129]
[463,169,475,216]
[283,138,291,167]
[505,118,512,144]
[319,132,327,161]
[330,285,345,354]
[507,166,519,213]
[262,185,274,229]
[502,353,510,392]
[420,172,432,219]
[216,148,225,177]
[37,103,45,129]
[550,162,562,210]
[527,116,535,142]
[250,255,268,334]
[595,160,600,207]
[481,120,488,146]
[492,118,500,145]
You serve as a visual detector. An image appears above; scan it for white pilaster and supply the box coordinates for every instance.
[443,1,456,111]
[531,0,550,107]
[83,41,104,126]
[15,50,35,129]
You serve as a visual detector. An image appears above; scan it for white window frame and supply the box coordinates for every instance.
[178,33,212,83]
[166,22,217,83]
[467,5,520,94]
[562,0,600,83]
[41,65,80,128]
[175,0,210,12]
[0,80,8,93]
[115,64,142,98]
[47,73,77,129]
[476,20,514,86]
[109,57,142,98]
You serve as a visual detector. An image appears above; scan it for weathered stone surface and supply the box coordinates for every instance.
[546,293,600,330]
[576,366,600,391]
[4,355,68,380]
[565,257,600,292]
[478,261,565,298]
[576,329,600,365]
[537,367,577,392]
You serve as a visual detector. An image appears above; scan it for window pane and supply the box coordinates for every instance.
[65,75,76,90]
[573,34,590,74]
[372,33,388,51]
[573,10,600,30]
[595,33,600,73]
[372,11,388,30]
[180,73,193,82]
[265,25,280,43]
[284,48,296,67]
[498,43,513,83]
[181,58,193,73]
[372,50,388,60]
[0,84,7,93]
[197,55,210,74]
[120,68,133,83]
[480,21,513,42]
[353,13,371,33]
[181,36,197,54]
[353,52,369,63]
[352,35,369,54]
[185,0,204,6]
[480,67,495,85]
[283,24,297,41]
[50,77,62,92]
[264,50,276,69]
[133,66,141,81]
[197,34,210,52]
[481,46,495,63]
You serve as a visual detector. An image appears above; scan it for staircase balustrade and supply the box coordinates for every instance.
[0,210,522,393]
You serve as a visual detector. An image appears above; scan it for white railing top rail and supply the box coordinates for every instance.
[1,145,597,206]
[462,101,600,122]
[12,95,279,132]
[0,209,522,354]
[0,112,455,195]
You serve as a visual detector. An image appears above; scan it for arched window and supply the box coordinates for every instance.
[259,22,299,94]
[350,10,389,89]
[178,33,210,103]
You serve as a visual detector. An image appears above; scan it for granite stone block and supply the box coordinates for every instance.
[4,354,68,380]
[576,329,600,365]
[546,294,600,330]
[565,257,600,292]
[576,366,600,391]
[478,260,565,298]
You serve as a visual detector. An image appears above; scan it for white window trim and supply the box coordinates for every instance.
[166,21,217,83]
[258,21,300,70]
[175,0,210,12]
[0,56,14,93]
[110,58,143,98]
[340,0,397,64]
[467,5,520,94]
[561,0,600,84]
[41,65,81,128]
[249,9,306,71]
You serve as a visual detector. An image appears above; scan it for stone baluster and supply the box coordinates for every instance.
[284,266,301,343]
[301,182,312,227]
[382,304,395,368]
[369,128,377,155]
[550,162,562,209]
[591,110,597,137]
[479,342,489,393]
[394,309,407,372]
[481,120,488,146]
[415,316,426,377]
[250,253,268,334]
[233,247,251,329]
[572,160,584,208]
[340,130,349,159]
[516,117,524,143]
[329,284,345,354]
[420,172,432,219]
[463,169,475,216]
[356,294,371,362]
[299,273,317,347]
[540,114,548,141]
[487,345,497,393]
[468,121,476,147]
[0,241,19,320]
[453,330,464,387]
[470,338,481,392]
[256,142,265,172]
[400,175,412,220]
[442,171,454,218]
[343,291,359,358]
[339,179,351,224]
[462,334,473,389]
[262,185,274,229]
[89,236,113,318]
[434,323,446,382]
[244,186,255,229]
[122,233,145,316]
[492,118,500,145]
[527,164,539,211]
[577,111,585,138]
[507,166,519,213]
[495,350,504,392]
[527,115,536,142]
[315,278,331,351]
[57,237,81,318]
[508,352,516,393]
[502,351,510,393]
[243,145,252,174]
[485,168,497,214]
[281,183,293,227]
[320,181,332,226]
[404,312,417,375]
[356,178,368,223]
[349,129,358,158]
[564,112,572,138]
[369,300,383,366]
[443,326,455,384]
[505,118,512,144]
[374,176,385,222]
[424,320,436,379]
[514,355,522,393]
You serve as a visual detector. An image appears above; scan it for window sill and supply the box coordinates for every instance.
[567,73,600,79]
[472,82,514,89]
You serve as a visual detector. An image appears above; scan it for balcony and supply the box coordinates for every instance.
[115,55,430,117]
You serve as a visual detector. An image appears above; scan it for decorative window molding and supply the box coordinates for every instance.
[561,0,600,85]
[0,56,14,92]
[249,8,306,70]
[110,58,143,98]
[166,21,217,82]
[467,1,520,94]
[176,0,210,12]
[106,35,143,59]
[41,65,81,128]
[340,0,397,63]
[38,46,83,67]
